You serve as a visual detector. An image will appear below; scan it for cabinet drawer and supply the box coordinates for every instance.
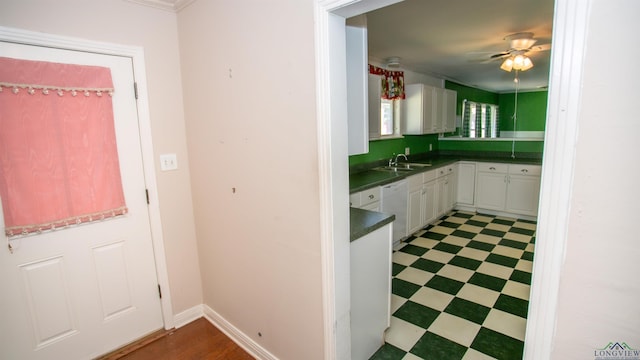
[349,193,361,207]
[508,164,542,176]
[422,169,437,182]
[360,187,381,206]
[477,162,508,173]
[436,165,456,178]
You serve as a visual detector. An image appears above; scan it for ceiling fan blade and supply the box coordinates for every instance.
[528,43,551,52]
[490,52,510,59]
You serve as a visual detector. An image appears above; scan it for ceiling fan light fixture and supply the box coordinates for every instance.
[513,54,525,68]
[385,56,402,68]
[501,58,514,72]
[500,54,533,72]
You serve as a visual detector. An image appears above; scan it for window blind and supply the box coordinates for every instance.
[461,100,500,138]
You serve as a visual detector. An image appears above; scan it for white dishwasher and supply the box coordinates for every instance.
[381,180,408,244]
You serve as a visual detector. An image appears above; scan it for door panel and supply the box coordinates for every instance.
[20,256,78,349]
[0,41,163,359]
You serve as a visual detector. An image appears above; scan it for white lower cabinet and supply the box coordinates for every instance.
[354,161,541,250]
[405,166,457,235]
[350,223,392,360]
[422,178,438,226]
[435,164,457,218]
[475,162,541,217]
[457,162,476,206]
[475,163,509,211]
[407,174,424,235]
[506,165,542,216]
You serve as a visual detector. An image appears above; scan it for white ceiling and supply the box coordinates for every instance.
[363,0,555,92]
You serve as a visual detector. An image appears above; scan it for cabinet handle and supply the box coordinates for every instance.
[368,194,374,199]
[490,166,496,170]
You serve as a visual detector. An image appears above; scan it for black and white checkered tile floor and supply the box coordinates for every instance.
[370,211,536,360]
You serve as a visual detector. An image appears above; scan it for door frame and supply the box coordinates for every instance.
[314,0,588,358]
[0,25,174,330]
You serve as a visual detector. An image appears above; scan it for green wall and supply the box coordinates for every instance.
[498,91,548,131]
[445,81,498,116]
[441,80,546,154]
[348,81,547,167]
[349,134,439,166]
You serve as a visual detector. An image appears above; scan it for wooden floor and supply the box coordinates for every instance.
[116,318,254,360]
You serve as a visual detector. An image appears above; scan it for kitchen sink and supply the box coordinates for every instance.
[372,162,433,173]
[373,164,427,172]
[373,166,414,172]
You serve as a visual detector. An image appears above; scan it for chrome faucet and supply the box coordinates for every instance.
[389,153,408,167]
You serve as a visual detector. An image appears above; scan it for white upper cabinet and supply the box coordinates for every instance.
[402,83,457,135]
[346,16,369,155]
[402,84,437,134]
[368,73,383,140]
[442,88,457,133]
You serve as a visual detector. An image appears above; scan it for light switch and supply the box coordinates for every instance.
[160,153,178,171]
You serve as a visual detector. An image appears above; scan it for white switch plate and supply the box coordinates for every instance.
[160,153,178,171]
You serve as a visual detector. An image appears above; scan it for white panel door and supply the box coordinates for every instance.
[0,42,163,359]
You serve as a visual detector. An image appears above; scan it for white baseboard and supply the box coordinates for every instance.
[202,304,279,360]
[172,304,204,328]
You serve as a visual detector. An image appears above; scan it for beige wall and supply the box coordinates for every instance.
[177,1,325,358]
[0,0,203,315]
[552,0,640,357]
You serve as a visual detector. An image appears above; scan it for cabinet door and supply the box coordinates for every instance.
[445,166,457,210]
[368,74,382,140]
[346,21,369,155]
[457,162,476,205]
[403,84,437,135]
[407,188,423,235]
[443,89,457,132]
[506,175,541,216]
[422,180,438,225]
[432,87,444,133]
[436,176,449,218]
[475,172,508,211]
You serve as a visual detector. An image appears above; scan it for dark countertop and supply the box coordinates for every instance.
[350,207,395,242]
[349,153,542,194]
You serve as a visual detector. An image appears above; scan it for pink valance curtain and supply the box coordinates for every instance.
[369,64,405,100]
[0,57,126,237]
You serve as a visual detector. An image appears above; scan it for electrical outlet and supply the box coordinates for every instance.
[405,147,410,155]
[160,153,178,171]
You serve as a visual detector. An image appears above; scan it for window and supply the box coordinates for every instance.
[462,100,499,138]
[380,98,401,137]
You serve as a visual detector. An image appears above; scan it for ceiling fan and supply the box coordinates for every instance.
[490,32,551,60]
[489,32,550,72]
[470,32,550,71]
